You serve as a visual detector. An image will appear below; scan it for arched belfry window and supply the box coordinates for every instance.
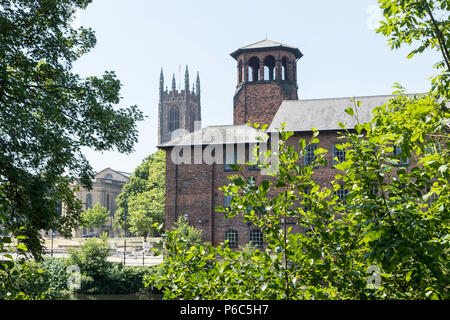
[238,60,243,83]
[248,56,260,82]
[169,106,179,131]
[281,56,288,80]
[263,55,275,80]
[293,59,297,81]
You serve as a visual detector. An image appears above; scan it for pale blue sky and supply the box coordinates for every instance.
[73,0,441,174]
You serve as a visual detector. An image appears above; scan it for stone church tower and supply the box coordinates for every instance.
[231,39,303,126]
[158,66,201,144]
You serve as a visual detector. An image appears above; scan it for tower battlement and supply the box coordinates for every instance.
[158,66,201,145]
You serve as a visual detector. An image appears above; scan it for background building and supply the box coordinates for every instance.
[72,168,130,238]
[158,66,201,145]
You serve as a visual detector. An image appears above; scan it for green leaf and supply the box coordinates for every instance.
[406,270,413,282]
[234,177,245,186]
[16,244,28,251]
[314,148,327,155]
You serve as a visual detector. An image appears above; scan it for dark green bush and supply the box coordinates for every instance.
[1,258,67,300]
[64,236,160,294]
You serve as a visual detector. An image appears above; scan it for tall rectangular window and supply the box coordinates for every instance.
[224,194,233,208]
[332,144,346,166]
[335,187,348,204]
[303,187,312,211]
[250,229,263,248]
[393,145,409,166]
[225,230,238,248]
[304,144,317,166]
[224,148,237,172]
[86,193,92,210]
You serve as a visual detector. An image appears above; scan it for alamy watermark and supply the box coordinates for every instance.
[366,265,381,290]
[66,264,81,291]
[168,121,280,175]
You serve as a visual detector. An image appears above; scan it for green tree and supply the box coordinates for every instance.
[79,203,109,231]
[335,93,449,299]
[376,0,450,96]
[0,0,144,259]
[115,150,165,238]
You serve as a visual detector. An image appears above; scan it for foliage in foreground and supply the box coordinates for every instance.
[149,99,448,299]
[66,235,157,295]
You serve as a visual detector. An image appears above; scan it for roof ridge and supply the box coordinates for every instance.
[291,92,421,103]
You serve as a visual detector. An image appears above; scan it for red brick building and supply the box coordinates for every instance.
[158,39,392,248]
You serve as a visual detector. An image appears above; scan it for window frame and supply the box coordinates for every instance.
[332,143,346,166]
[169,106,180,132]
[393,145,409,167]
[86,193,92,210]
[224,148,237,172]
[224,194,233,209]
[334,187,348,204]
[304,143,317,166]
[249,229,263,248]
[224,230,238,248]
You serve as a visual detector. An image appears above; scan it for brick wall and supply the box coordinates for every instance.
[233,81,298,126]
[163,130,347,248]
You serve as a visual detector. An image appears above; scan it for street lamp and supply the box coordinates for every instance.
[123,200,128,266]
[51,230,54,257]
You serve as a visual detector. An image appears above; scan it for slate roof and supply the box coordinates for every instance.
[268,95,395,133]
[157,94,433,149]
[230,39,303,59]
[157,124,266,148]
[95,168,131,181]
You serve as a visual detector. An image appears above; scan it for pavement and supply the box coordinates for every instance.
[1,250,163,266]
[2,236,164,266]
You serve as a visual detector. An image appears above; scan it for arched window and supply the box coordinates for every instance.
[169,106,179,131]
[86,193,92,210]
[105,173,113,180]
[238,60,243,83]
[263,55,275,80]
[248,56,260,82]
[293,59,297,81]
[281,56,288,80]
[106,194,110,212]
[224,230,238,248]
[250,229,263,248]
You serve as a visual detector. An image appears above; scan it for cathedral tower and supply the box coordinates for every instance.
[230,39,303,126]
[158,66,201,144]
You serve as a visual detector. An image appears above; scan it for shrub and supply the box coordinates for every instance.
[66,235,112,293]
[65,234,159,294]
